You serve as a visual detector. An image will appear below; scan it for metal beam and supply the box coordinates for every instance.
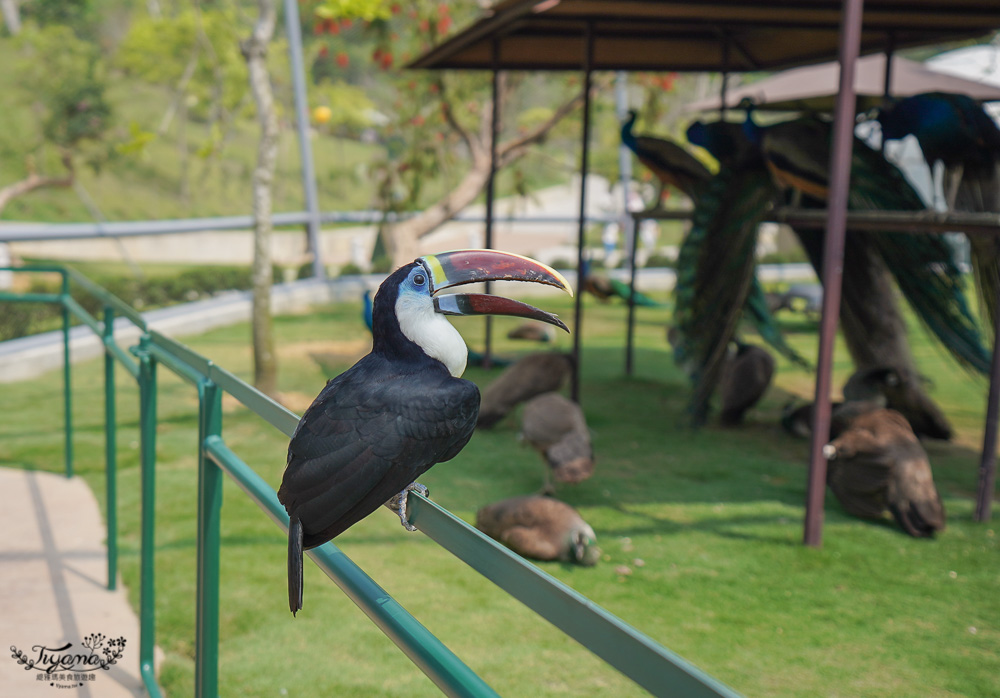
[282,0,324,279]
[571,23,594,403]
[803,0,866,548]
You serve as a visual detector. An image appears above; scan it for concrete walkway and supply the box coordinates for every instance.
[0,468,146,697]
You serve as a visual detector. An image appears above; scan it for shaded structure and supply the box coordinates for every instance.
[409,0,1000,543]
[687,53,1000,113]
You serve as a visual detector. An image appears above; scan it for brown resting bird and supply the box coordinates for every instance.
[476,352,573,428]
[475,495,601,566]
[520,392,594,491]
[718,342,775,426]
[780,398,884,440]
[823,408,946,538]
[843,366,952,440]
[506,321,555,343]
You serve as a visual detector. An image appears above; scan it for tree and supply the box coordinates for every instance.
[1,0,22,35]
[0,23,111,216]
[242,0,280,398]
[311,0,596,269]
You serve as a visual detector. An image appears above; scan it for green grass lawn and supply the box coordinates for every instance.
[0,291,997,697]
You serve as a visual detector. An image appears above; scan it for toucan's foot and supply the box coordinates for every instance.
[384,482,429,531]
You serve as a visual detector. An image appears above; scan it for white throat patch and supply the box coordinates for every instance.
[395,292,468,377]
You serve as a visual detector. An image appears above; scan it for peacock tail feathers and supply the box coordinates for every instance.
[608,277,665,307]
[745,278,811,368]
[673,153,780,425]
[849,137,991,373]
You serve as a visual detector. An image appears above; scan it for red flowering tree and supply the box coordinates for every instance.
[310,0,593,268]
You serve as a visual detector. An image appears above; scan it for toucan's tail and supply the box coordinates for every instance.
[288,515,304,615]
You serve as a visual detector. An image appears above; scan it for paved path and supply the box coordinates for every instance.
[0,468,147,697]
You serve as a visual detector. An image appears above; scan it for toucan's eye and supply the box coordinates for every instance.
[413,273,426,286]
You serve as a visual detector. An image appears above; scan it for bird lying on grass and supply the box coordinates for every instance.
[823,408,946,538]
[780,399,883,440]
[507,321,555,343]
[843,366,952,441]
[476,495,600,566]
[278,250,573,614]
[476,352,574,429]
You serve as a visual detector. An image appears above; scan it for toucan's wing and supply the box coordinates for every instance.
[279,357,479,546]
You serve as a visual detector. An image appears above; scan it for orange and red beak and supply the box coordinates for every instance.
[418,249,572,332]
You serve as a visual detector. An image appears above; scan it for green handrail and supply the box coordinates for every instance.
[0,265,742,698]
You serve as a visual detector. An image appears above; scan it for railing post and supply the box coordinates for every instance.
[196,377,222,698]
[104,306,118,590]
[135,334,163,697]
[60,273,73,478]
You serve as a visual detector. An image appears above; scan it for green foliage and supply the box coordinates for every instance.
[115,8,250,121]
[1,291,997,697]
[311,80,377,134]
[13,23,111,151]
[21,0,96,37]
[316,0,393,21]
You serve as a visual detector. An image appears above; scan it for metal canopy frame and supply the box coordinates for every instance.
[408,0,1000,545]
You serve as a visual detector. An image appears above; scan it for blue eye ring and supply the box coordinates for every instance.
[413,273,426,286]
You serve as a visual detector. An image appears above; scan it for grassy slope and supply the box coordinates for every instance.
[0,39,382,223]
[0,291,997,697]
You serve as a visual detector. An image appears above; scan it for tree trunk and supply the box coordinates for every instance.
[384,82,591,270]
[0,0,21,35]
[385,155,492,268]
[795,227,953,438]
[0,154,74,217]
[242,0,279,399]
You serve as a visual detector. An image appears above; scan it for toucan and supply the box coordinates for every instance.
[278,249,573,614]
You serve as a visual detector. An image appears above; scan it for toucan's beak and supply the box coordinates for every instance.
[418,249,572,332]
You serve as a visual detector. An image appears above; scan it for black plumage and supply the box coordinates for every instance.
[278,250,572,614]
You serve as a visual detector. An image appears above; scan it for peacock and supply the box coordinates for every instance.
[621,110,713,205]
[878,91,1000,334]
[761,116,990,375]
[672,147,796,425]
[674,111,989,429]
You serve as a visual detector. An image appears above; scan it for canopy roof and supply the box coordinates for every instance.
[409,0,1000,73]
[685,54,1000,113]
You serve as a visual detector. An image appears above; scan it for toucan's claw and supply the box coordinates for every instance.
[384,482,429,531]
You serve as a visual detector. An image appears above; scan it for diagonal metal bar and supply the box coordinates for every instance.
[203,436,499,698]
[407,494,741,698]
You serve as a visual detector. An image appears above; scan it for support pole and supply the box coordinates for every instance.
[882,35,896,100]
[482,40,500,369]
[60,273,73,479]
[103,306,118,590]
[975,279,1000,521]
[283,0,324,279]
[803,0,865,547]
[136,335,163,697]
[616,72,638,376]
[720,37,731,119]
[196,379,223,698]
[571,24,594,402]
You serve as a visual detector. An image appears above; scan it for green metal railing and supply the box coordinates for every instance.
[0,265,741,698]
